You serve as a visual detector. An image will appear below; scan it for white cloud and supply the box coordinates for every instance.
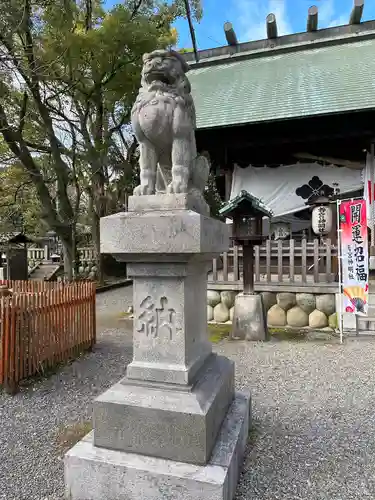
[318,0,349,28]
[235,0,292,42]
[318,0,335,25]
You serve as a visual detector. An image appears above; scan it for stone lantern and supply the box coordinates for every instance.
[220,190,272,341]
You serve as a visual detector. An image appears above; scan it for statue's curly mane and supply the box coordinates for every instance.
[141,69,190,95]
[132,55,194,123]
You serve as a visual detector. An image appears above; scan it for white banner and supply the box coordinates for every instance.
[231,163,363,217]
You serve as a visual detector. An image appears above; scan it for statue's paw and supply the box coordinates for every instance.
[133,184,153,196]
[167,181,188,194]
[133,185,143,196]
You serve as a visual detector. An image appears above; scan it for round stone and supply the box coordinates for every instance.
[287,306,309,328]
[296,293,316,314]
[267,304,287,327]
[229,306,234,321]
[220,291,237,309]
[261,292,277,311]
[207,305,214,322]
[277,292,296,311]
[309,309,328,329]
[207,290,221,307]
[316,294,336,316]
[213,302,230,323]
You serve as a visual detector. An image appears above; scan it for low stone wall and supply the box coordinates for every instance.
[207,290,337,329]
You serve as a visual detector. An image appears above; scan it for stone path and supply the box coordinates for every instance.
[1,285,375,499]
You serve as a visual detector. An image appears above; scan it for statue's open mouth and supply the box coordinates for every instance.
[146,71,173,85]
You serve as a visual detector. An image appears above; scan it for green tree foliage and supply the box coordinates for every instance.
[0,0,202,280]
[204,171,224,220]
[0,163,43,235]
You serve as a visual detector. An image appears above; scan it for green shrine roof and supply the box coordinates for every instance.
[220,190,272,218]
[188,33,375,129]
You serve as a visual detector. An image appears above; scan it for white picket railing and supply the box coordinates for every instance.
[24,246,95,263]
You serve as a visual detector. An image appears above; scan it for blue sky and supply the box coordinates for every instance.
[105,1,375,50]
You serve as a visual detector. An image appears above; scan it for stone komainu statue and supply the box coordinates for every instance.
[131,49,209,196]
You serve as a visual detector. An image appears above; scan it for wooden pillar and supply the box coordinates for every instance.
[224,169,233,201]
[266,13,278,39]
[224,22,238,46]
[350,0,364,24]
[243,242,254,294]
[307,5,318,32]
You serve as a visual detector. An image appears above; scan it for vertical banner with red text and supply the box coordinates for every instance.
[339,199,369,315]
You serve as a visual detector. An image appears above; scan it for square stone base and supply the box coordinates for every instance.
[127,193,210,217]
[232,293,268,341]
[65,392,251,500]
[93,354,235,465]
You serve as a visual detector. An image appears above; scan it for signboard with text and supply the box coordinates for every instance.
[339,199,369,315]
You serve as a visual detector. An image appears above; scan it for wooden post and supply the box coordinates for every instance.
[233,245,239,282]
[370,143,375,248]
[277,240,283,282]
[350,0,364,24]
[224,169,233,202]
[289,239,295,283]
[212,258,218,281]
[254,245,260,282]
[184,0,199,62]
[301,238,307,283]
[329,202,339,277]
[307,5,318,31]
[313,238,319,283]
[224,22,238,46]
[266,13,278,39]
[326,237,332,282]
[266,239,271,283]
[242,243,254,294]
[223,251,229,281]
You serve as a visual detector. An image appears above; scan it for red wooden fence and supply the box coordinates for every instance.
[0,280,96,393]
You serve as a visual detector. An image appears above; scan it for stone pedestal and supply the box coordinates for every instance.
[64,194,251,500]
[232,293,269,341]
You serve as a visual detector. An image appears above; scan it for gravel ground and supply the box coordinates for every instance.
[1,286,375,499]
[96,284,133,318]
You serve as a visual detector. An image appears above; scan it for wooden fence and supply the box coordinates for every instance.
[210,238,338,287]
[0,280,96,393]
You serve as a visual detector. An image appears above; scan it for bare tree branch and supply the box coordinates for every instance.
[131,0,144,19]
[18,91,28,133]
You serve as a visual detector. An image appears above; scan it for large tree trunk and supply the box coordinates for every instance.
[92,210,104,285]
[88,193,104,285]
[61,235,74,281]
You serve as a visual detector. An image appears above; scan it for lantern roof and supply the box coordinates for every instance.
[219,190,272,219]
[0,231,35,245]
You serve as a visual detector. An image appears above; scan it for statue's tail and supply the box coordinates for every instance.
[192,155,210,193]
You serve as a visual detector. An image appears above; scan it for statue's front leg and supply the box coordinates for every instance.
[167,137,191,194]
[133,142,158,196]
